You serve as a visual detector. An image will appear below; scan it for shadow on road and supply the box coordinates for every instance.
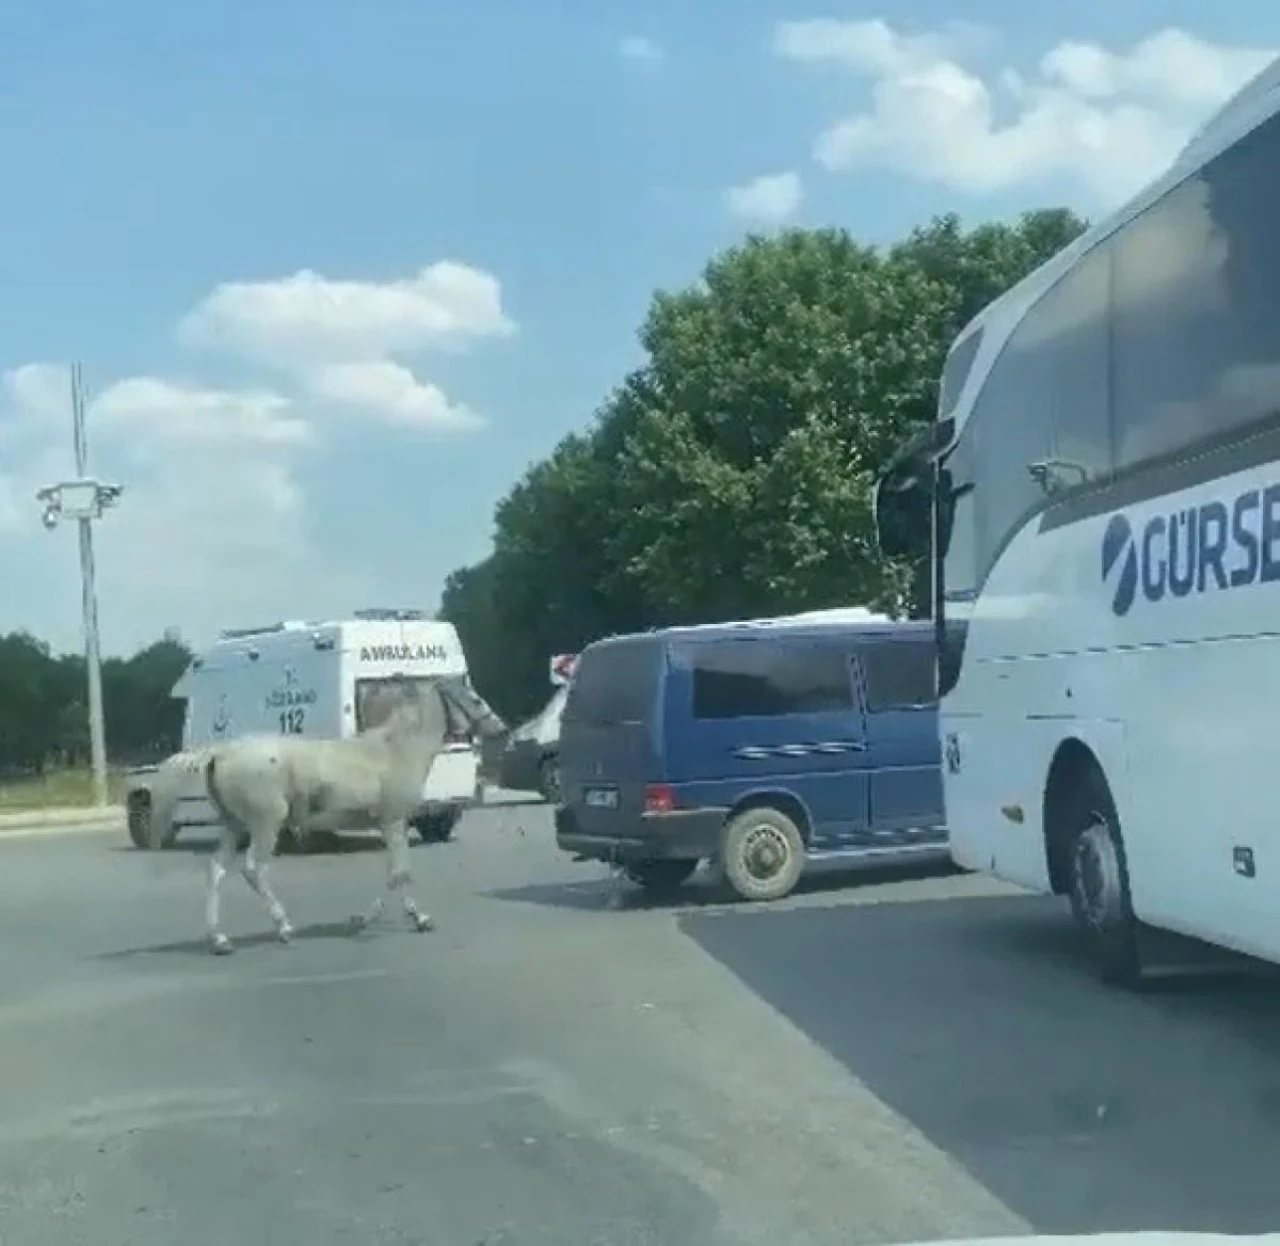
[485,859,961,913]
[110,831,391,857]
[96,917,428,959]
[681,890,1280,1234]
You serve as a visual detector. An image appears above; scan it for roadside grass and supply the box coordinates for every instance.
[0,767,127,812]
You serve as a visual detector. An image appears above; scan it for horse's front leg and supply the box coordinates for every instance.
[350,821,433,934]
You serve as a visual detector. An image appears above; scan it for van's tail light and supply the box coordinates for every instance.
[644,783,675,814]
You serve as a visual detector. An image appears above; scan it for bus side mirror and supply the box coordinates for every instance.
[873,472,932,559]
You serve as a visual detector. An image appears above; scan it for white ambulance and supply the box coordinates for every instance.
[125,609,483,849]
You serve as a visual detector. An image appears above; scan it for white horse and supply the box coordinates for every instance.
[146,675,508,955]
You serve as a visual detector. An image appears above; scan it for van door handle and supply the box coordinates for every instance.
[732,739,866,760]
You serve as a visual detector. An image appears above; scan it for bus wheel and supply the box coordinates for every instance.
[1067,770,1141,987]
[719,806,805,903]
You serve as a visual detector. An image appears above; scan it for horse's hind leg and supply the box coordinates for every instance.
[206,825,239,955]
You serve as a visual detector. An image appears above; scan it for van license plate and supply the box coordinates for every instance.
[585,787,618,809]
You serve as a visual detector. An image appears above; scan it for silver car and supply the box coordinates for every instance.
[497,686,567,802]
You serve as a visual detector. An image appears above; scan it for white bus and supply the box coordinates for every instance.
[874,55,1280,986]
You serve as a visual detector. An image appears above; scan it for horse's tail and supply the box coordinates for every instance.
[147,747,216,849]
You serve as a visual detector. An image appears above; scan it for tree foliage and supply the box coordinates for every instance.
[0,631,191,774]
[441,209,1089,718]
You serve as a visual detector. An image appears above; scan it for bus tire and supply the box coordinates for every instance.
[719,806,806,903]
[1066,768,1141,988]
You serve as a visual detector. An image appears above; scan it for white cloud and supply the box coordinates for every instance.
[775,20,1277,203]
[0,366,335,644]
[725,171,804,224]
[5,361,73,424]
[178,262,514,367]
[306,361,481,432]
[93,377,310,448]
[619,36,663,66]
[0,256,515,650]
[774,17,985,76]
[177,260,514,432]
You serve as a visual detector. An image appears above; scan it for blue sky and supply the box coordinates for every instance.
[1,0,1278,656]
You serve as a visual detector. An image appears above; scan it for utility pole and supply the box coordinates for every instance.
[35,364,123,808]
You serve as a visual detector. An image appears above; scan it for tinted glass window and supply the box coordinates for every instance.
[690,640,854,720]
[951,242,1115,595]
[1042,246,1114,485]
[939,329,983,418]
[968,314,1054,587]
[355,677,443,732]
[940,444,978,605]
[860,640,937,710]
[564,638,659,725]
[1112,112,1280,469]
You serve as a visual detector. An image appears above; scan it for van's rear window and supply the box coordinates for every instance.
[564,638,660,725]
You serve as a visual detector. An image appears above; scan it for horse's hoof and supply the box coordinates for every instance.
[412,913,434,933]
[277,924,294,945]
[347,915,368,936]
[210,934,234,956]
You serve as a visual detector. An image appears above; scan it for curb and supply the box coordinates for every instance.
[0,805,124,836]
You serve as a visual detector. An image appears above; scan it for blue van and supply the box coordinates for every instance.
[554,617,946,902]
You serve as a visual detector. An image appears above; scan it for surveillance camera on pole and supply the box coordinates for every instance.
[35,364,124,809]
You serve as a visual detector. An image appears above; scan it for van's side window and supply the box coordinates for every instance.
[691,641,854,720]
[859,640,936,710]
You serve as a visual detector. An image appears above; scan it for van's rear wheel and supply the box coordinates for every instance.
[625,859,697,893]
[719,806,805,902]
[1066,768,1141,987]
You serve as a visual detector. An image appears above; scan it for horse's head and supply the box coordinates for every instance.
[435,676,508,740]
[434,676,510,781]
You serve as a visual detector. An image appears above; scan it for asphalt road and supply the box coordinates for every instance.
[2,803,1280,1245]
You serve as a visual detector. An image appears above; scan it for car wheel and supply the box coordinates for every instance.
[538,755,561,804]
[624,859,698,893]
[1066,768,1141,987]
[274,825,303,854]
[127,792,152,850]
[412,809,460,844]
[128,791,176,850]
[719,806,806,902]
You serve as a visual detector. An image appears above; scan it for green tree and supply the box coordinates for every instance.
[102,636,191,761]
[0,629,191,774]
[440,208,1089,711]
